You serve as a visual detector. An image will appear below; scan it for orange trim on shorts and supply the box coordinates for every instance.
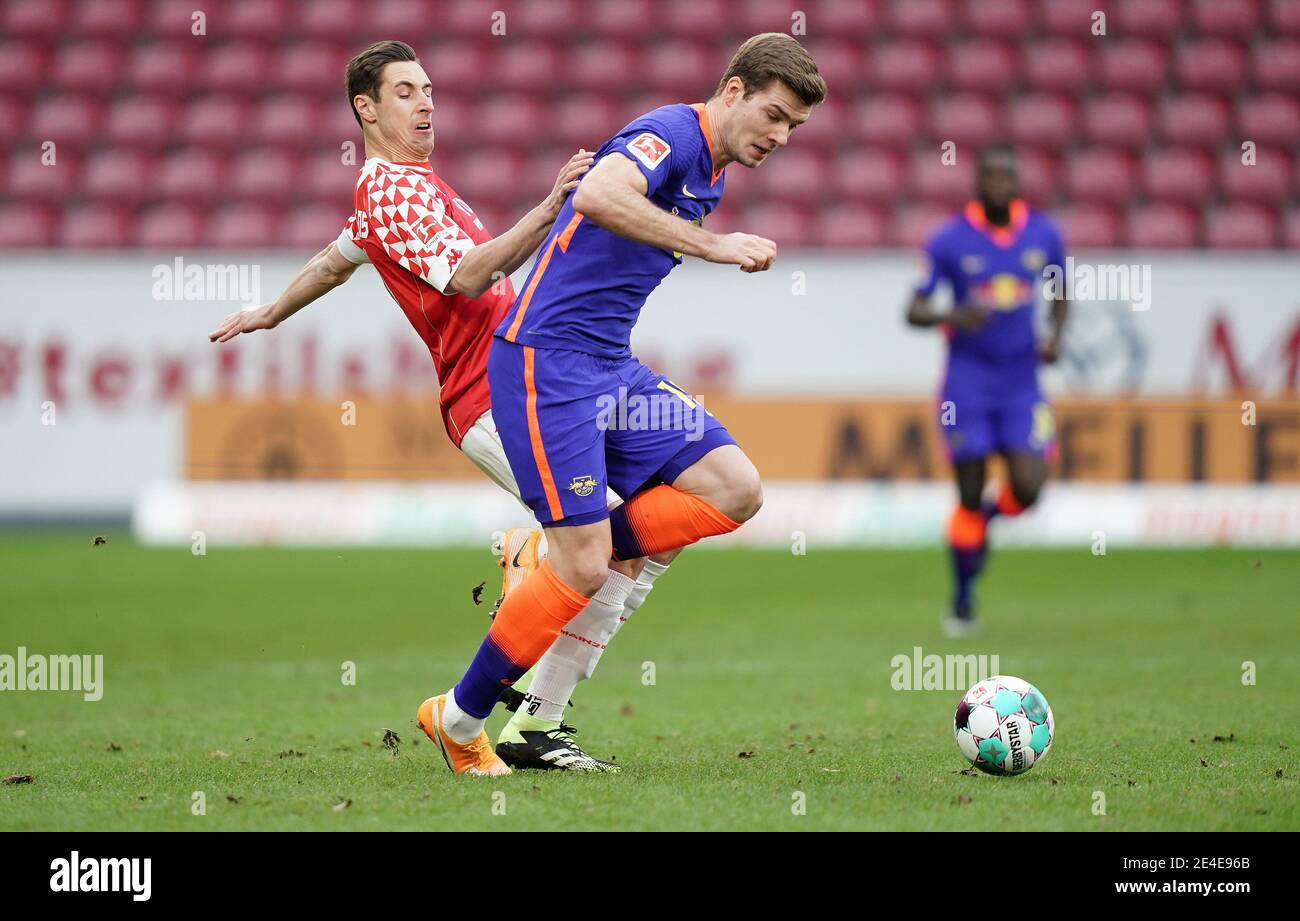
[947,506,987,550]
[523,346,564,521]
[504,219,566,341]
[556,211,583,251]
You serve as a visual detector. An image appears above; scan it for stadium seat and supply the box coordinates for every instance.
[831,148,907,204]
[0,202,59,247]
[1141,148,1215,204]
[477,95,548,147]
[449,149,527,206]
[303,150,358,200]
[127,42,201,95]
[1251,38,1300,90]
[1065,149,1138,206]
[587,0,655,38]
[207,203,279,248]
[228,148,300,204]
[1175,39,1247,92]
[224,0,293,36]
[423,40,492,90]
[1039,0,1101,36]
[643,41,716,95]
[1159,94,1232,146]
[104,96,179,149]
[156,148,228,203]
[1097,39,1169,94]
[297,0,364,40]
[492,41,561,92]
[1237,94,1300,147]
[364,0,433,37]
[149,0,212,37]
[663,0,733,36]
[6,151,82,201]
[892,202,954,248]
[1270,0,1300,35]
[927,94,1004,148]
[75,0,147,38]
[135,203,206,248]
[752,148,829,203]
[280,201,353,250]
[569,41,643,90]
[53,41,127,95]
[202,42,273,93]
[59,203,133,247]
[1192,0,1261,37]
[1128,203,1201,248]
[909,152,977,205]
[1014,148,1061,206]
[789,96,846,149]
[276,42,349,94]
[250,95,322,147]
[1115,0,1183,38]
[802,39,867,94]
[960,0,1033,37]
[806,0,882,36]
[82,149,156,202]
[849,94,923,146]
[512,0,579,38]
[28,95,101,148]
[2,0,69,38]
[1203,204,1278,248]
[1220,148,1292,202]
[1006,94,1079,148]
[1083,93,1154,148]
[885,0,953,37]
[1056,203,1122,248]
[947,40,1017,93]
[0,98,26,147]
[740,201,814,248]
[869,40,943,91]
[550,94,625,149]
[1021,39,1093,93]
[180,96,253,148]
[0,41,49,95]
[815,203,889,248]
[1284,209,1300,249]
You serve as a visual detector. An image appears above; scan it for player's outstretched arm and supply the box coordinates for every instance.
[208,242,359,342]
[905,292,990,332]
[446,149,594,298]
[572,154,777,273]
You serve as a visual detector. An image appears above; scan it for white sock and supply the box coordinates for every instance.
[523,570,637,722]
[613,559,669,638]
[441,687,484,745]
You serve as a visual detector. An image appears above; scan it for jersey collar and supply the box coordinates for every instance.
[690,103,725,186]
[964,198,1028,248]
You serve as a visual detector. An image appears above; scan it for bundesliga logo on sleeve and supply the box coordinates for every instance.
[626,133,671,170]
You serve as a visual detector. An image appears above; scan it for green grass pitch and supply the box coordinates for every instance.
[1,534,1296,831]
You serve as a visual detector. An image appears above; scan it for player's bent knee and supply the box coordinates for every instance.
[1011,481,1043,510]
[723,469,764,523]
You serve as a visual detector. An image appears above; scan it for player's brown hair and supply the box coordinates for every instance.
[714,33,827,106]
[345,40,419,128]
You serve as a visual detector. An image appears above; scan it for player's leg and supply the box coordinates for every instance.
[947,456,989,632]
[987,397,1053,522]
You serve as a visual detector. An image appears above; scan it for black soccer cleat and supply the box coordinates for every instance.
[495,722,620,773]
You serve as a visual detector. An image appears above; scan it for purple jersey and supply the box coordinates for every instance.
[916,199,1066,370]
[497,103,726,358]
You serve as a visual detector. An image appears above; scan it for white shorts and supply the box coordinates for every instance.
[459,409,621,517]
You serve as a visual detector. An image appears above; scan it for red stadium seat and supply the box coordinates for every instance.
[569,41,643,90]
[207,204,279,248]
[127,43,201,95]
[104,96,179,149]
[180,96,253,148]
[275,42,349,94]
[493,41,561,92]
[448,149,527,206]
[156,149,228,203]
[512,0,580,38]
[280,201,354,250]
[802,39,867,94]
[364,0,430,36]
[202,42,273,93]
[1141,147,1215,204]
[928,94,1004,148]
[663,0,734,36]
[228,148,299,203]
[0,98,26,146]
[885,0,953,37]
[1056,203,1123,248]
[850,94,923,146]
[741,201,814,248]
[892,202,953,248]
[752,148,829,203]
[252,95,322,147]
[3,0,70,38]
[1115,0,1182,38]
[0,42,48,95]
[76,0,147,37]
[1097,39,1169,93]
[477,95,548,147]
[224,0,292,37]
[135,203,206,248]
[7,150,82,201]
[82,149,155,202]
[909,152,977,205]
[869,40,942,91]
[1203,204,1278,248]
[1175,39,1246,92]
[1021,39,1093,93]
[1237,94,1300,147]
[643,41,716,95]
[789,96,846,149]
[1065,148,1137,205]
[1014,148,1060,206]
[1039,0,1101,36]
[0,202,59,247]
[1271,0,1300,35]
[1192,0,1261,37]
[1158,93,1231,146]
[831,148,907,204]
[1251,39,1300,90]
[149,0,211,37]
[947,40,1017,93]
[960,0,1033,37]
[28,96,101,148]
[736,0,808,33]
[60,204,133,247]
[303,150,359,199]
[54,41,127,94]
[815,203,888,248]
[1284,209,1300,249]
[1128,203,1200,248]
[423,40,491,90]
[298,0,364,40]
[550,94,623,149]
[1006,94,1079,148]
[806,0,882,36]
[1083,93,1153,148]
[1220,147,1292,201]
[587,0,656,38]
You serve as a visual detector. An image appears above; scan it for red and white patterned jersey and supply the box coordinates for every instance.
[336,157,515,446]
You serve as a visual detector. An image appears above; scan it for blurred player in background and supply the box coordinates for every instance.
[905,146,1068,637]
[418,33,826,776]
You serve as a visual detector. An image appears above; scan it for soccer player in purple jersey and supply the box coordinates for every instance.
[906,147,1069,637]
[414,34,826,775]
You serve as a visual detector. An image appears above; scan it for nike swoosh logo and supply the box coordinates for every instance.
[682,182,697,199]
[512,543,527,569]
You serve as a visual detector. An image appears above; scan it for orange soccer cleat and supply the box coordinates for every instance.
[417,695,512,776]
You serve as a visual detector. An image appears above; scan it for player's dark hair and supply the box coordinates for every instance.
[715,33,827,107]
[978,145,1018,171]
[345,40,419,128]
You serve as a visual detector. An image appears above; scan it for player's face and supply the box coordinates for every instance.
[370,61,436,157]
[725,79,812,168]
[977,162,1018,208]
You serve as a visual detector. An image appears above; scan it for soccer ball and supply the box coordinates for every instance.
[954,675,1054,775]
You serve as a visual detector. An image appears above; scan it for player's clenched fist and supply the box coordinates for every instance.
[541,149,596,219]
[208,305,277,342]
[704,232,777,273]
